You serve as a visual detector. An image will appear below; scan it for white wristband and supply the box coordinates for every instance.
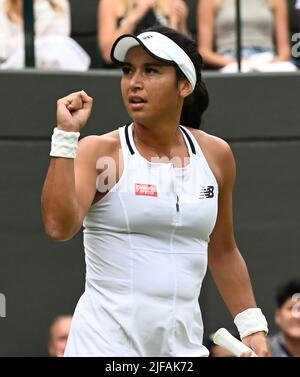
[50,127,80,159]
[234,308,269,339]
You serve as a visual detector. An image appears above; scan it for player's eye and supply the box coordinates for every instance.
[122,66,132,74]
[145,67,158,74]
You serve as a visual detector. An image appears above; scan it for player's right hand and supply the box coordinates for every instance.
[56,90,93,132]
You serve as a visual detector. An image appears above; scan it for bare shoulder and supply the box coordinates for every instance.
[187,128,234,162]
[187,128,236,189]
[189,127,228,148]
[77,130,121,159]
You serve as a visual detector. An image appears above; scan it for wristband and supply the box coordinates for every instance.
[50,127,80,159]
[234,308,269,339]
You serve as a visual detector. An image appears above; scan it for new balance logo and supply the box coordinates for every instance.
[199,186,214,199]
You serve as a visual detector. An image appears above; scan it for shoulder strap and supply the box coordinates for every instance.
[179,126,196,154]
[124,123,135,155]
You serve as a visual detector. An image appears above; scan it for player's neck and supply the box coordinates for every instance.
[132,121,182,154]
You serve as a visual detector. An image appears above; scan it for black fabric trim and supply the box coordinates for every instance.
[125,124,135,155]
[179,126,196,154]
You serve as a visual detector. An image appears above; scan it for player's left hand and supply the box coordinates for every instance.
[241,331,270,357]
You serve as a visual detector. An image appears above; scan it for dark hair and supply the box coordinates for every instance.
[276,279,300,308]
[142,25,209,129]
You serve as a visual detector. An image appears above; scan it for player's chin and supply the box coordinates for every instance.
[129,112,151,124]
[126,107,145,120]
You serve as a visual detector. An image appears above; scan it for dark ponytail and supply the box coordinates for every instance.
[180,79,209,130]
[142,25,209,129]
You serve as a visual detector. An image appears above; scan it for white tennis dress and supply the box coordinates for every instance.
[64,124,218,357]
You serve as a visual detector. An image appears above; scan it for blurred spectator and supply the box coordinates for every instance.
[288,0,300,67]
[48,314,72,357]
[267,279,300,357]
[0,0,90,70]
[97,0,189,64]
[204,330,239,357]
[197,0,297,72]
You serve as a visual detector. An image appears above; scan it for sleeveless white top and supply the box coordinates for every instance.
[64,124,218,357]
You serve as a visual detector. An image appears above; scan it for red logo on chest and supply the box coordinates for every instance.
[135,183,158,197]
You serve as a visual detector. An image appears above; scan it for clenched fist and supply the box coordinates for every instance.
[56,90,93,132]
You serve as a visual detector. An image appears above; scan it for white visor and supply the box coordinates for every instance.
[111,31,197,91]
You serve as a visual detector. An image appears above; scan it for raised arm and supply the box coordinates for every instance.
[272,0,291,62]
[206,136,269,356]
[197,0,235,68]
[168,0,189,35]
[98,0,157,63]
[41,91,97,241]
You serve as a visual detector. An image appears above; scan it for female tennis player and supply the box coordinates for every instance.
[41,25,269,357]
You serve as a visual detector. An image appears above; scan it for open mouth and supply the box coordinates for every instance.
[129,97,147,104]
